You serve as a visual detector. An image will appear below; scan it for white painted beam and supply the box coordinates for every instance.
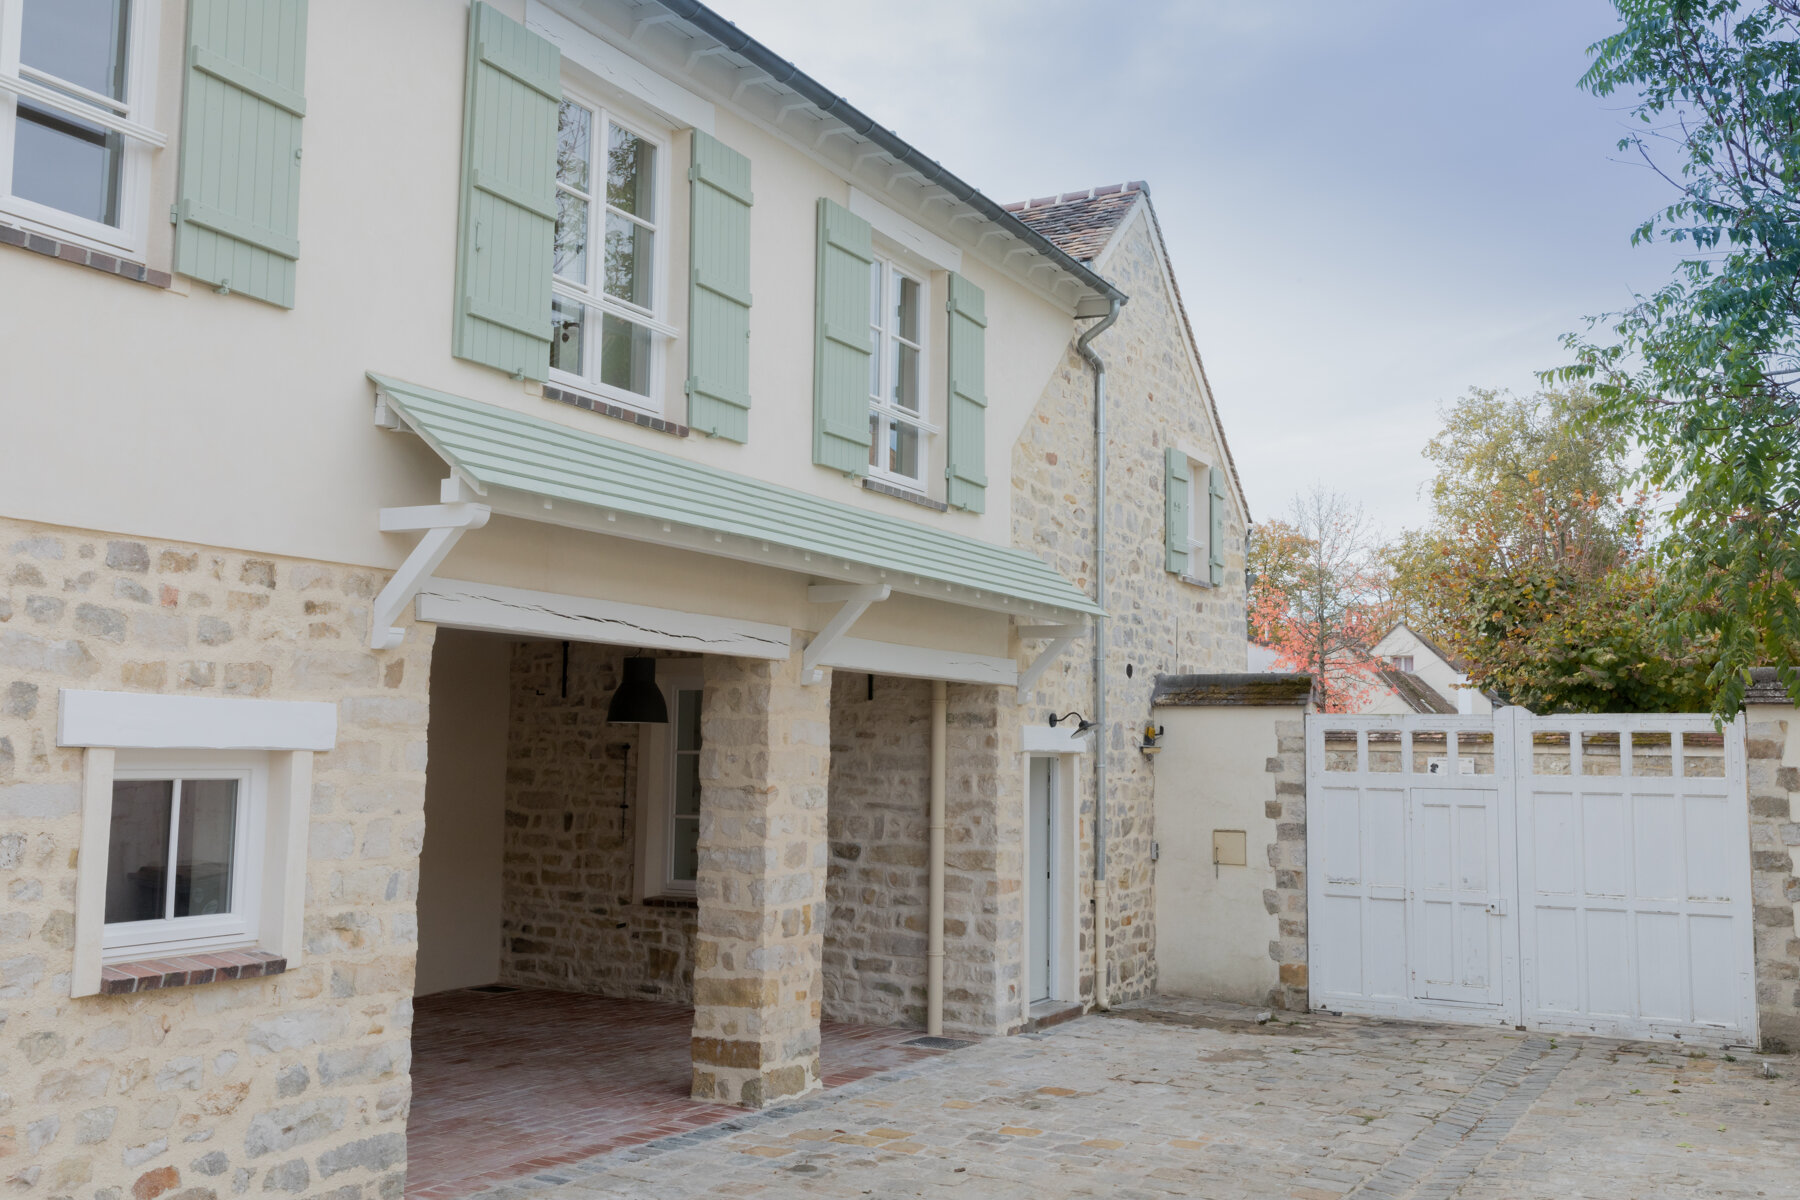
[415,578,792,660]
[371,498,491,649]
[816,636,1018,687]
[802,584,890,682]
[1015,623,1089,694]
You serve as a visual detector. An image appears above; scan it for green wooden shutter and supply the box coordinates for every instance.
[814,198,874,474]
[945,273,988,513]
[1208,464,1227,586]
[687,132,753,441]
[1164,447,1191,575]
[452,1,560,381]
[173,0,309,308]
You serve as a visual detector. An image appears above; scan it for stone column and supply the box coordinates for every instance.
[1744,696,1800,1051]
[690,653,831,1108]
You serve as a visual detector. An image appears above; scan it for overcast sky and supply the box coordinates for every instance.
[712,0,1685,535]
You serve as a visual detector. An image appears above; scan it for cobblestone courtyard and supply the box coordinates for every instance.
[450,998,1800,1200]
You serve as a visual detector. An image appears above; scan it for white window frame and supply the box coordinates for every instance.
[633,658,704,900]
[1391,654,1415,673]
[0,0,163,258]
[1183,453,1214,588]
[867,253,938,493]
[101,752,265,962]
[60,689,334,998]
[547,81,673,417]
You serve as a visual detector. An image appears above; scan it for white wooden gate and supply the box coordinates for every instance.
[1306,710,1756,1045]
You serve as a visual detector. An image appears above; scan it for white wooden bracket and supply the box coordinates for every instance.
[1015,624,1087,694]
[370,481,491,650]
[802,584,890,683]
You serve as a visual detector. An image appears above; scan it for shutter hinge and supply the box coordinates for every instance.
[683,379,693,395]
[169,205,179,226]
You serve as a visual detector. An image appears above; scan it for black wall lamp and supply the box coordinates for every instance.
[606,657,669,725]
[1048,711,1096,736]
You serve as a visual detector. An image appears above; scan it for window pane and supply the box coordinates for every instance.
[551,295,585,375]
[890,421,920,480]
[553,191,587,281]
[869,262,882,326]
[14,102,122,226]
[671,816,699,883]
[22,0,130,101]
[106,780,171,924]
[556,101,591,191]
[674,755,700,818]
[174,779,237,918]
[893,342,920,412]
[895,274,920,342]
[603,212,654,308]
[676,689,702,753]
[599,312,652,396]
[868,413,880,468]
[605,123,655,218]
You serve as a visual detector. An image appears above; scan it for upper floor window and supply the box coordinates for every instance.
[867,256,933,490]
[550,93,669,412]
[0,0,159,254]
[1390,654,1415,673]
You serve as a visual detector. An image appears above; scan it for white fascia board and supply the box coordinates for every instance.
[849,188,962,274]
[1022,725,1091,754]
[527,0,715,133]
[817,636,1017,687]
[415,578,792,660]
[58,691,338,751]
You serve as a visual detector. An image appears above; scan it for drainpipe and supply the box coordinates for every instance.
[927,679,948,1036]
[1076,297,1122,1010]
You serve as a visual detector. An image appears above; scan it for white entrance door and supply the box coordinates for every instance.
[1028,756,1054,1003]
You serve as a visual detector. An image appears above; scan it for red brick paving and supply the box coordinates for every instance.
[405,988,948,1199]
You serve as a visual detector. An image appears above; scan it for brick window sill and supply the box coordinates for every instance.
[861,476,949,512]
[0,223,172,289]
[543,384,689,438]
[98,948,287,995]
[639,895,697,909]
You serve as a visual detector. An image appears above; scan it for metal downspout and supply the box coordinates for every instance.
[1076,297,1121,1010]
[927,680,948,1036]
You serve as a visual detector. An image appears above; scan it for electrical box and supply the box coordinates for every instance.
[1212,829,1247,867]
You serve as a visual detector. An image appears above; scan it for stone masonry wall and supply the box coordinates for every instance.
[1267,717,1309,1011]
[1011,199,1251,1008]
[500,642,696,1003]
[0,515,429,1198]
[1745,704,1800,1050]
[822,673,931,1028]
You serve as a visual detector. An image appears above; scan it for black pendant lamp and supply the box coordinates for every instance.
[606,657,669,724]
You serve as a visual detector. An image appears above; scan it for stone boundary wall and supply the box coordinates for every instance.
[0,515,428,1198]
[1744,701,1800,1050]
[500,642,696,1003]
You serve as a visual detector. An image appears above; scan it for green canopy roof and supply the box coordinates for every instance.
[369,374,1102,619]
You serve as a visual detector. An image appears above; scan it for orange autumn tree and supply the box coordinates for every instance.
[1249,488,1395,711]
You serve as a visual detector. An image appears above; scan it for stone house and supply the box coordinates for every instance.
[0,1,1247,1195]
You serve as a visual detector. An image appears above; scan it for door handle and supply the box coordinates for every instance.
[1485,899,1507,916]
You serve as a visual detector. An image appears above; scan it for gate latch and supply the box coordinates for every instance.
[1485,899,1507,916]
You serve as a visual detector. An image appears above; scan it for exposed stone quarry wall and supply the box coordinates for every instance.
[0,515,427,1198]
[499,642,696,1003]
[1010,203,1251,1008]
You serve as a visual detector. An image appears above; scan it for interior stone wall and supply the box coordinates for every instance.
[498,642,697,1003]
[822,672,932,1028]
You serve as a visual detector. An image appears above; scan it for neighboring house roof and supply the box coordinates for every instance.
[1376,669,1457,715]
[369,374,1104,620]
[1005,182,1249,523]
[1152,673,1316,707]
[642,0,1124,313]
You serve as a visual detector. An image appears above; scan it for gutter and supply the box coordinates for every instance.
[649,0,1127,311]
[1075,297,1122,1011]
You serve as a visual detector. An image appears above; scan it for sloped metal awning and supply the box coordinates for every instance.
[366,374,1100,659]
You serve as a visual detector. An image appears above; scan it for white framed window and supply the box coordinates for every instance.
[1185,455,1212,586]
[549,87,672,414]
[102,752,264,962]
[867,255,936,491]
[633,659,703,899]
[0,0,163,257]
[61,690,334,997]
[1390,654,1415,673]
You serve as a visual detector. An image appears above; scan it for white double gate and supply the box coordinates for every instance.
[1307,710,1756,1045]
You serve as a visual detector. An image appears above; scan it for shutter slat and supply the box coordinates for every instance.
[1208,464,1227,586]
[1165,448,1191,575]
[453,2,560,382]
[173,0,308,308]
[813,198,874,474]
[945,273,988,512]
[686,131,753,440]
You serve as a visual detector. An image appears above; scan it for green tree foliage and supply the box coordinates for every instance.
[1559,0,1800,714]
[1390,387,1716,712]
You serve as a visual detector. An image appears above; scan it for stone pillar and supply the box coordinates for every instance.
[1744,695,1800,1050]
[690,653,831,1108]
